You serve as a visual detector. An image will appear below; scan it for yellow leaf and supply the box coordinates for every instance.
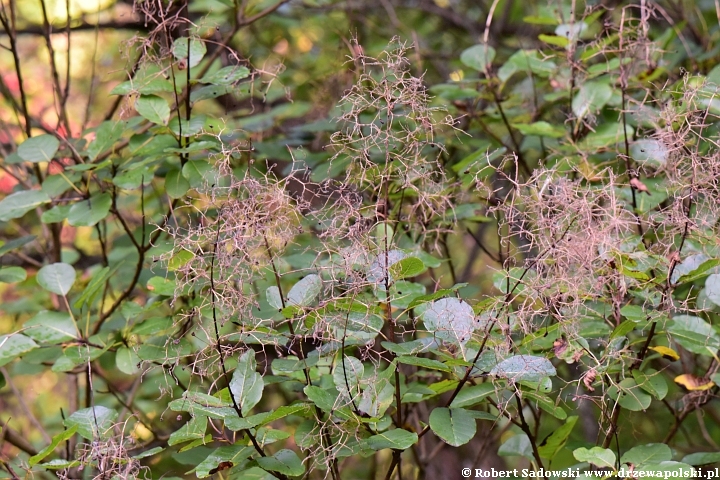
[649,346,679,361]
[674,374,715,391]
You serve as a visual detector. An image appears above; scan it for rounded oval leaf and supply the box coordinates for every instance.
[460,44,496,71]
[573,446,616,469]
[67,193,112,227]
[173,37,207,68]
[165,168,190,199]
[135,95,170,125]
[287,274,322,307]
[423,297,476,346]
[0,333,38,367]
[18,134,60,163]
[37,262,76,296]
[429,407,477,447]
[631,139,668,167]
[490,355,556,383]
[0,190,50,221]
[116,346,141,375]
[572,81,612,119]
[366,428,418,451]
[24,311,77,343]
[0,266,27,283]
[64,406,118,440]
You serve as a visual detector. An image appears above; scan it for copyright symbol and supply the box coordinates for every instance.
[462,468,471,478]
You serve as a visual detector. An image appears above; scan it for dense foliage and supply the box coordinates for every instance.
[2,0,720,479]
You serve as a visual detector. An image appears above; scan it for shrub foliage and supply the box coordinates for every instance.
[2,0,720,479]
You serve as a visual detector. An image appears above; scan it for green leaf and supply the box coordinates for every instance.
[681,452,720,466]
[538,34,569,48]
[386,280,426,309]
[86,120,126,160]
[256,449,305,477]
[168,249,194,271]
[191,84,236,103]
[423,297,476,346]
[429,407,477,447]
[287,274,322,306]
[524,15,559,25]
[0,266,26,283]
[366,429,418,451]
[397,355,451,373]
[229,350,264,415]
[110,78,173,96]
[17,134,60,163]
[0,235,36,257]
[224,411,273,432]
[619,305,647,322]
[74,265,120,309]
[498,49,556,82]
[41,204,71,224]
[37,459,80,469]
[116,346,140,375]
[631,139,668,167]
[135,95,170,125]
[168,114,209,137]
[449,383,496,408]
[259,404,312,425]
[574,446,616,469]
[231,467,277,480]
[29,425,78,466]
[200,66,251,85]
[266,286,283,309]
[195,445,254,478]
[632,369,668,400]
[334,312,383,342]
[460,44,496,71]
[0,190,50,221]
[490,355,556,383]
[169,397,235,420]
[607,378,652,411]
[538,416,578,459]
[572,81,612,119]
[64,406,118,440]
[498,433,533,460]
[705,273,720,306]
[636,462,694,478]
[556,22,587,41]
[67,193,112,227]
[24,311,77,343]
[621,443,672,466]
[333,356,364,393]
[667,314,720,356]
[42,173,81,197]
[388,257,425,280]
[165,168,190,199]
[675,258,720,285]
[579,122,634,151]
[407,287,461,309]
[169,416,208,446]
[173,36,207,68]
[610,320,636,340]
[182,159,214,188]
[0,333,38,367]
[147,276,176,296]
[131,446,164,460]
[522,390,567,420]
[113,166,151,190]
[512,121,565,138]
[37,262,76,295]
[303,385,338,412]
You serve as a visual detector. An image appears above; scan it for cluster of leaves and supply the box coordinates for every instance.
[3,0,720,479]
